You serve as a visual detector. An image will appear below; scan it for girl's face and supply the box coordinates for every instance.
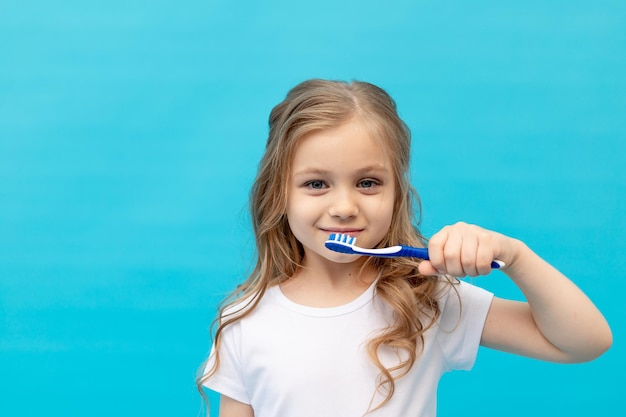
[286,118,396,266]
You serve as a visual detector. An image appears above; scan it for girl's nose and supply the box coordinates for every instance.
[328,190,359,220]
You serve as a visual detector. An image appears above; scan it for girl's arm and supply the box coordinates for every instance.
[219,395,254,417]
[418,222,612,362]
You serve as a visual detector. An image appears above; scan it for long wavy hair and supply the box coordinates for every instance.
[197,79,447,411]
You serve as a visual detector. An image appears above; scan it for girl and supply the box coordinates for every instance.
[197,79,612,417]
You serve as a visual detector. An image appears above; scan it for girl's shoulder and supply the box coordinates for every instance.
[218,283,283,322]
[436,278,494,326]
[219,291,265,322]
[431,276,493,302]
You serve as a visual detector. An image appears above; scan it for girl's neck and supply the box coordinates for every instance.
[279,256,378,308]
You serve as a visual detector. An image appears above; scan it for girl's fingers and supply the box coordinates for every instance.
[417,260,440,276]
[426,222,502,278]
[426,227,448,274]
[439,223,477,276]
[476,240,496,275]
[442,230,464,275]
[460,233,480,277]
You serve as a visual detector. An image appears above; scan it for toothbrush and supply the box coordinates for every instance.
[325,233,504,269]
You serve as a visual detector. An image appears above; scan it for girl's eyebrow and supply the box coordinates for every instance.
[292,165,390,177]
[292,167,329,177]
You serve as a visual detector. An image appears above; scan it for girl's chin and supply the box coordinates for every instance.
[324,252,364,264]
[301,244,366,265]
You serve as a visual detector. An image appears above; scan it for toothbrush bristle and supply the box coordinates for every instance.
[330,233,356,245]
[325,233,358,254]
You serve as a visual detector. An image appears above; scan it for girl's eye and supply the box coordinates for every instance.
[305,180,326,190]
[358,179,379,189]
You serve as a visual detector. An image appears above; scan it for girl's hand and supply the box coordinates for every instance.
[418,222,516,277]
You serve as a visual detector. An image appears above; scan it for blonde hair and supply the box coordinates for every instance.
[197,79,446,411]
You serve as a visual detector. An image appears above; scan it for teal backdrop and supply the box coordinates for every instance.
[1,1,624,416]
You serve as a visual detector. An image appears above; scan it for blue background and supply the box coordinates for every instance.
[1,1,624,416]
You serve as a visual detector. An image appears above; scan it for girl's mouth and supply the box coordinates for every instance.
[321,228,363,237]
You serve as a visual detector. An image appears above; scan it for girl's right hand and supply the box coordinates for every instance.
[417,222,517,277]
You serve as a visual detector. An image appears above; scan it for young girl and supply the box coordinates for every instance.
[197,79,612,417]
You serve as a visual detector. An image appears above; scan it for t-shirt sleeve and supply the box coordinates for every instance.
[202,320,251,405]
[436,279,494,372]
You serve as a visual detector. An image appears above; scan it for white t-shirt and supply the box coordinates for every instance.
[203,279,493,417]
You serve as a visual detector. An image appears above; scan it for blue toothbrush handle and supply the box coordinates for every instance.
[397,245,503,269]
[396,245,430,259]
